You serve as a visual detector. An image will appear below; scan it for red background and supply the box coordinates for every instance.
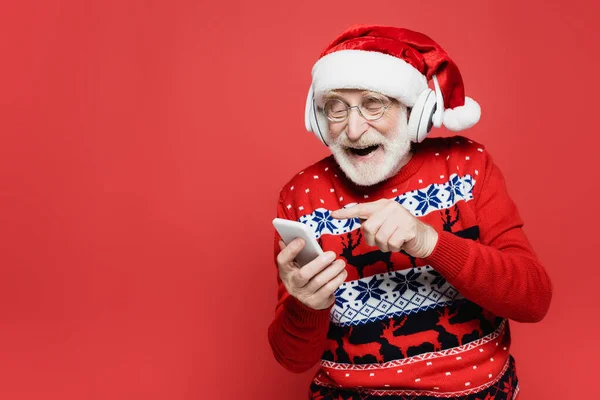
[0,1,598,399]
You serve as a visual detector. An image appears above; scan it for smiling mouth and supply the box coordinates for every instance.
[347,144,380,156]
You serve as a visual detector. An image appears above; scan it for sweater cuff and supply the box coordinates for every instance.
[284,295,332,328]
[424,229,472,280]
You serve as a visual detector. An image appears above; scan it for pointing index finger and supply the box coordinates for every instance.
[331,202,381,220]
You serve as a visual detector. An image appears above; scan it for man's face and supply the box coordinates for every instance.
[323,89,412,187]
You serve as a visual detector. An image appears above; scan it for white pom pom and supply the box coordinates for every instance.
[442,97,481,131]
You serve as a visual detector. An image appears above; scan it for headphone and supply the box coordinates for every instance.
[305,75,444,146]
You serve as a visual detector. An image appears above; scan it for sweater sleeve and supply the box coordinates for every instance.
[424,149,553,323]
[267,195,332,373]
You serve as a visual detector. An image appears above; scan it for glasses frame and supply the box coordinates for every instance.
[321,96,394,123]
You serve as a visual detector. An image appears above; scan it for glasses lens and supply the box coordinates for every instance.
[324,99,347,121]
[360,96,386,120]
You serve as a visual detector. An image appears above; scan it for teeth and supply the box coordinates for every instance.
[349,145,377,150]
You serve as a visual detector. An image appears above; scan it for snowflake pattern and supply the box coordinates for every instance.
[391,269,424,296]
[355,276,386,305]
[298,174,476,239]
[428,269,447,289]
[331,267,463,327]
[445,174,465,204]
[312,210,336,234]
[342,217,361,231]
[413,185,442,214]
[334,287,348,308]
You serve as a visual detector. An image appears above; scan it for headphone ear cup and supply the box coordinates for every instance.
[407,89,437,143]
[305,87,328,145]
[311,98,329,146]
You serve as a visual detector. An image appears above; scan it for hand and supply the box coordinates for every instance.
[330,199,438,258]
[276,238,347,310]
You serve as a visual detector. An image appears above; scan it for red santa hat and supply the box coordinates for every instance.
[305,25,480,133]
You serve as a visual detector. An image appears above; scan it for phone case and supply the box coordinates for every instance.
[272,218,324,267]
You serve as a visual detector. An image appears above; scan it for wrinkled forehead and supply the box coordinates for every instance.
[316,89,393,106]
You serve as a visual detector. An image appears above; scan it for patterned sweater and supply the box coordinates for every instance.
[268,136,552,399]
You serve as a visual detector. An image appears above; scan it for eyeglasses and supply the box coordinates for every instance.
[321,95,394,123]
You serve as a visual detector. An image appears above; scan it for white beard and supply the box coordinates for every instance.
[328,107,412,186]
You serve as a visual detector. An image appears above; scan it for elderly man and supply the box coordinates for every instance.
[268,25,552,399]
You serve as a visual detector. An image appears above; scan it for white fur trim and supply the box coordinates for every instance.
[310,50,427,106]
[442,97,481,131]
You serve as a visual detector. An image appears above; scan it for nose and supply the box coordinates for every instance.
[346,106,369,141]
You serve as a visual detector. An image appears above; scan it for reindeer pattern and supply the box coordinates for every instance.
[320,204,490,365]
[287,138,520,399]
[328,204,480,281]
[322,300,502,364]
[339,230,395,279]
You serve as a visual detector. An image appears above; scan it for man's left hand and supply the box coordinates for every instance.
[330,199,438,258]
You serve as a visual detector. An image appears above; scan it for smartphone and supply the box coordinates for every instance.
[272,218,324,267]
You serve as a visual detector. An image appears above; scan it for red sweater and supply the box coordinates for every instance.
[268,136,552,399]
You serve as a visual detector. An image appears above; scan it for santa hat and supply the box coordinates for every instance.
[305,25,480,132]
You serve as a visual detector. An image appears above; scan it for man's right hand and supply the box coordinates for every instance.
[277,238,347,310]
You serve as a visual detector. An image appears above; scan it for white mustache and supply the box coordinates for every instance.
[333,129,384,149]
